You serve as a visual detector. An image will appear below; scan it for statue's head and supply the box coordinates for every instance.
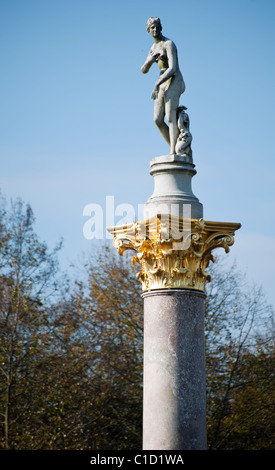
[146,17,162,35]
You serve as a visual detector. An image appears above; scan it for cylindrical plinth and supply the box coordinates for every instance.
[142,289,207,450]
[144,155,203,220]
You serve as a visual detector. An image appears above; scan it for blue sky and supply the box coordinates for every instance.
[1,0,275,306]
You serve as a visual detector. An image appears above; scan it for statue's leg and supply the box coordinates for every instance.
[165,86,183,154]
[165,100,179,154]
[153,91,170,146]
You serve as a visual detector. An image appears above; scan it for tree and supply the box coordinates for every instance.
[0,196,62,449]
[204,257,275,449]
[64,245,143,449]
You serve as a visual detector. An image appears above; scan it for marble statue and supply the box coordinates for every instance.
[141,17,186,155]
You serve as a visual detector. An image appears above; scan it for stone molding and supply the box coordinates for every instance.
[141,288,206,299]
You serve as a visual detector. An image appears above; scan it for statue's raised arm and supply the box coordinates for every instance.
[141,17,186,155]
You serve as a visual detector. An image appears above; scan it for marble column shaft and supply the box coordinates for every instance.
[142,289,207,450]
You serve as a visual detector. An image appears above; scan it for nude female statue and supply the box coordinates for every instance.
[141,17,185,154]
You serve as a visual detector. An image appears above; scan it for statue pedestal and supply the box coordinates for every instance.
[144,154,203,220]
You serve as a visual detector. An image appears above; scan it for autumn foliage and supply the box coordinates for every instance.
[0,197,274,449]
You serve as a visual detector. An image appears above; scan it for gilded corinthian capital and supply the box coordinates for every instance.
[107,215,241,292]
